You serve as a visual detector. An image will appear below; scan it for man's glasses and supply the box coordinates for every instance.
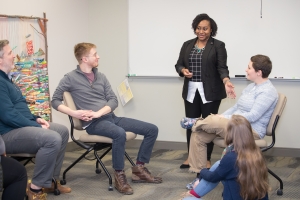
[81,52,99,60]
[85,52,98,58]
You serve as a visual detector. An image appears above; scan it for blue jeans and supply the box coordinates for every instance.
[183,160,221,200]
[86,113,158,170]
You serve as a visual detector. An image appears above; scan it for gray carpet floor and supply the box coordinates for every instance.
[24,147,300,200]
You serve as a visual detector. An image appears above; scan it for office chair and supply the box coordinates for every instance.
[7,153,60,195]
[213,93,286,196]
[60,92,137,191]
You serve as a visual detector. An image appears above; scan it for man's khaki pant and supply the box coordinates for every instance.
[188,115,260,173]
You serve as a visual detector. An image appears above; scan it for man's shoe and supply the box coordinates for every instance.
[26,180,31,195]
[26,180,47,200]
[132,165,162,184]
[43,182,71,194]
[114,171,134,195]
[27,189,47,200]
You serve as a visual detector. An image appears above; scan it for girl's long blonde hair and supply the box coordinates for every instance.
[225,115,269,200]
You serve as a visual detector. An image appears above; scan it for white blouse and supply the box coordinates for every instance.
[186,81,212,104]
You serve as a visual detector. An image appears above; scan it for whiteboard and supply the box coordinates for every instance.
[128,0,300,78]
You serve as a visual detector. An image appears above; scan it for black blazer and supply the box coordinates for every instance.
[175,37,229,101]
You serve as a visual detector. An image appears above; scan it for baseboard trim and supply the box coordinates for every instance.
[66,140,300,158]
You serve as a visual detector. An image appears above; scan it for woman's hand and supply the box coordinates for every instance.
[181,68,193,78]
[223,79,236,99]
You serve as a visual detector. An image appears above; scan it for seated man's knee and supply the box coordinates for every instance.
[114,128,127,142]
[149,124,159,138]
[51,123,69,143]
[44,131,62,151]
[60,126,69,144]
[58,124,69,136]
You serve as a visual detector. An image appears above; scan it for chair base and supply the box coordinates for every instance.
[52,178,60,196]
[277,189,283,196]
[268,168,283,196]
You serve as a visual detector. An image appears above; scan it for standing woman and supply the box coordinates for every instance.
[175,13,235,169]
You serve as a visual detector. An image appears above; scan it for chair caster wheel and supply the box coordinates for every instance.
[108,186,113,191]
[54,189,60,195]
[95,168,101,174]
[60,180,66,185]
[277,189,283,196]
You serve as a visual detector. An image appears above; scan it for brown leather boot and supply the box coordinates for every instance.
[132,165,162,183]
[43,182,71,194]
[26,180,47,200]
[27,189,47,200]
[114,171,134,195]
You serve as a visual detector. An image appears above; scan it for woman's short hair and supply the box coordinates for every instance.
[192,13,218,37]
[251,54,272,78]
